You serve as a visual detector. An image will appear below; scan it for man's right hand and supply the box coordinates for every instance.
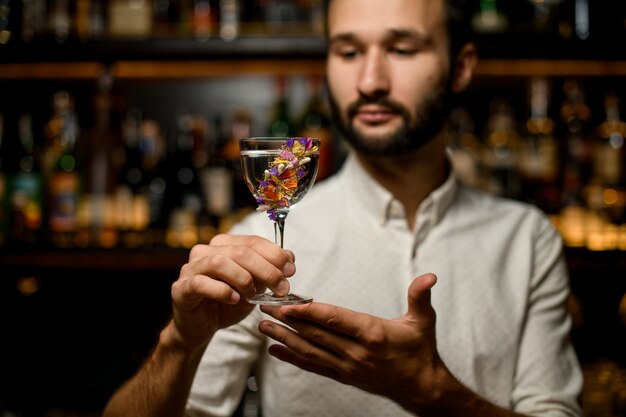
[166,233,296,351]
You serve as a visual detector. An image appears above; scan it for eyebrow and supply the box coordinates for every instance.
[329,28,432,46]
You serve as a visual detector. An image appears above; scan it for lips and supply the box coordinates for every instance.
[354,105,397,124]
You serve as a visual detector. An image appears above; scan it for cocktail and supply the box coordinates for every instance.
[239,137,320,305]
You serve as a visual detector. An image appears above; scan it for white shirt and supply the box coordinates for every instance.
[186,154,583,417]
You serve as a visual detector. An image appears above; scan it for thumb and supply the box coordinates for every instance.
[407,273,437,321]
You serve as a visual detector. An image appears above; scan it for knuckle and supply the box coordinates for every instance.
[209,233,229,246]
[231,245,250,259]
[362,325,386,349]
[206,253,227,270]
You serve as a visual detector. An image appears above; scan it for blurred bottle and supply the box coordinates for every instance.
[587,92,626,249]
[20,0,47,43]
[261,0,301,34]
[557,79,593,248]
[199,115,233,231]
[114,107,145,247]
[193,0,217,41]
[0,114,7,246]
[79,72,121,248]
[153,0,173,37]
[223,108,254,217]
[48,0,72,43]
[74,0,91,41]
[8,113,43,245]
[0,0,13,45]
[269,75,294,137]
[164,113,206,248]
[137,118,168,242]
[108,0,153,38]
[592,92,626,189]
[560,79,593,199]
[518,77,559,213]
[219,0,240,40]
[297,75,334,181]
[447,107,485,190]
[472,0,508,33]
[482,98,521,199]
[43,91,82,247]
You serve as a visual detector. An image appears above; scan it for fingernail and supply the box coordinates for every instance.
[283,261,295,276]
[275,279,290,295]
[260,322,273,336]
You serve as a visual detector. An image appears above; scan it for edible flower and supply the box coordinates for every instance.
[255,137,318,221]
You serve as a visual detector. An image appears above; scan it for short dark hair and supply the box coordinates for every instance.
[323,0,475,60]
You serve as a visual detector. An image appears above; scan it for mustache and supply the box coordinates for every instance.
[346,97,410,120]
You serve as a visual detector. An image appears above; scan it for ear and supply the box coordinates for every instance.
[450,43,477,93]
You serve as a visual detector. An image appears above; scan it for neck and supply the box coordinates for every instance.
[355,133,449,230]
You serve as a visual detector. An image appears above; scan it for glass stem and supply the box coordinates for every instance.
[274,210,288,248]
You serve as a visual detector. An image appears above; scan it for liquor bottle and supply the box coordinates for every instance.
[8,113,43,245]
[0,0,12,45]
[447,107,484,190]
[48,0,71,43]
[20,0,47,43]
[153,0,173,37]
[472,0,508,33]
[557,79,593,248]
[268,75,294,137]
[590,92,626,236]
[518,77,559,213]
[164,113,205,248]
[108,0,153,38]
[193,0,217,41]
[137,118,168,240]
[82,73,121,248]
[297,75,334,181]
[0,113,7,246]
[219,0,240,41]
[559,78,593,198]
[74,0,91,41]
[592,92,626,188]
[199,115,233,225]
[224,108,253,214]
[482,98,521,199]
[44,91,82,247]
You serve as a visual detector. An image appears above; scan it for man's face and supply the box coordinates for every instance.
[326,0,454,156]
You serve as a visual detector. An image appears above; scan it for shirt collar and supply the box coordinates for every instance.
[340,152,459,228]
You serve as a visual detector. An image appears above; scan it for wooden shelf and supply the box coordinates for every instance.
[2,58,626,81]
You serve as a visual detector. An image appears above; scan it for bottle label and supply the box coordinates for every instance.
[49,172,80,232]
[10,172,43,230]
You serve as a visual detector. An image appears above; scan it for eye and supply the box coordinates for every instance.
[338,47,359,60]
[390,46,417,56]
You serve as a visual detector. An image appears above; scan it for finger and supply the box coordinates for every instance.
[406,273,437,322]
[177,254,258,303]
[268,302,372,341]
[261,306,361,356]
[259,320,345,373]
[192,234,295,274]
[172,272,243,307]
[268,344,342,382]
[189,239,294,296]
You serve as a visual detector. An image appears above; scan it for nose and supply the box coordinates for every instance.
[357,49,390,98]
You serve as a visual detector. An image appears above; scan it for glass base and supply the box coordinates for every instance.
[246,292,313,306]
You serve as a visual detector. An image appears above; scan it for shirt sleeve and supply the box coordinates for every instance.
[185,213,268,417]
[186,310,265,417]
[511,210,583,416]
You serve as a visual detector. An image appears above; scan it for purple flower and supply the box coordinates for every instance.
[286,138,296,148]
[297,168,306,178]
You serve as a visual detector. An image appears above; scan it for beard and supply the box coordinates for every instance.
[327,80,453,157]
